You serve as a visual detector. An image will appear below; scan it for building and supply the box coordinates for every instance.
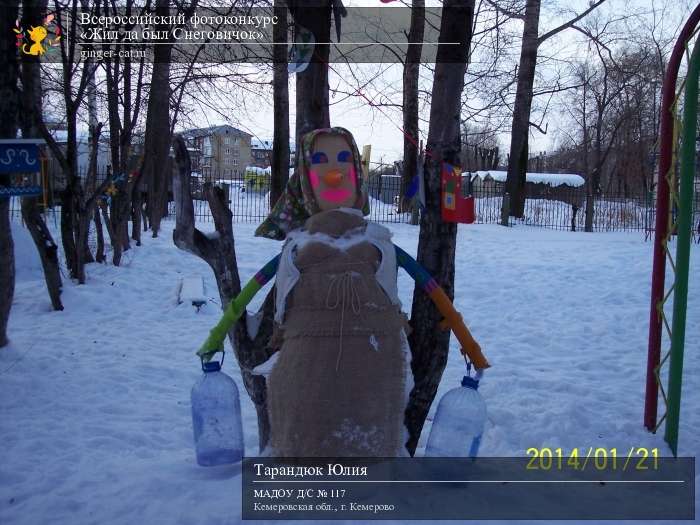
[180,125,252,177]
[44,128,112,191]
[251,138,272,168]
[469,170,586,206]
[250,138,297,169]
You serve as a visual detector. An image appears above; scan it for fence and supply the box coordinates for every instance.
[10,170,699,234]
[470,182,670,233]
[174,172,415,225]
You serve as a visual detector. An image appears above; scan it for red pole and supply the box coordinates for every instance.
[644,4,700,431]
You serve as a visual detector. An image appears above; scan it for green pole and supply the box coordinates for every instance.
[665,38,700,456]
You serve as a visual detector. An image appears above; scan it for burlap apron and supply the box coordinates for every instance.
[267,211,408,457]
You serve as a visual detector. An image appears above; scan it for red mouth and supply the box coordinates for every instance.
[320,188,353,203]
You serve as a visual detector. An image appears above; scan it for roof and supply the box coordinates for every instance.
[251,138,272,150]
[49,129,111,146]
[245,165,271,174]
[180,125,251,139]
[471,170,585,188]
[251,138,296,152]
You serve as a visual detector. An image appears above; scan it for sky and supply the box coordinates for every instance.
[179,0,692,166]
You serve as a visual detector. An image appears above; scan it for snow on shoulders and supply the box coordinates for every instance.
[366,221,393,241]
[472,170,585,187]
[287,211,387,251]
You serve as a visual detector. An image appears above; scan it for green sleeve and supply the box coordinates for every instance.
[198,254,280,360]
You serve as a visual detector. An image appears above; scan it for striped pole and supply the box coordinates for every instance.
[664,37,700,455]
[644,4,700,430]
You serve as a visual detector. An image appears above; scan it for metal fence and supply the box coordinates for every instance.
[169,172,416,225]
[10,170,699,235]
[470,182,670,233]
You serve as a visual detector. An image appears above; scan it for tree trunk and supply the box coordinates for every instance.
[400,0,424,213]
[270,0,290,208]
[19,0,62,310]
[131,177,142,246]
[503,0,540,218]
[405,0,474,456]
[94,206,105,263]
[142,0,173,238]
[59,189,77,278]
[109,174,139,266]
[172,136,278,451]
[21,198,63,310]
[290,1,331,143]
[0,0,20,347]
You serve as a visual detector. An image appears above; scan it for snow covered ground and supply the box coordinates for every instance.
[1,217,698,525]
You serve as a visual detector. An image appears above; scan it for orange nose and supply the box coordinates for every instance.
[323,170,344,187]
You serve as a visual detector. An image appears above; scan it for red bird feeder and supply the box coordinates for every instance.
[441,162,475,224]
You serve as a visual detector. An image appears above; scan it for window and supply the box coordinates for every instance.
[233,137,239,145]
[233,158,239,166]
[224,137,231,145]
[225,148,231,155]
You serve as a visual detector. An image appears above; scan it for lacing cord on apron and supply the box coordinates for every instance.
[325,271,362,372]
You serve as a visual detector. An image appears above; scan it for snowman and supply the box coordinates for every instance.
[199,127,489,457]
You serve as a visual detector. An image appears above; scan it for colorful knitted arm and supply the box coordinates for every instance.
[198,254,281,360]
[394,245,490,370]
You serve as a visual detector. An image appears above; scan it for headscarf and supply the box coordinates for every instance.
[255,127,370,240]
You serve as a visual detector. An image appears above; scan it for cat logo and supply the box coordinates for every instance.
[13,14,61,56]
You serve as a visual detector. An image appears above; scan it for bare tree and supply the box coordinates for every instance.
[19,0,63,311]
[172,135,278,450]
[100,0,149,262]
[399,0,425,213]
[502,0,607,218]
[289,0,332,142]
[405,0,476,456]
[142,0,175,238]
[35,0,114,284]
[270,0,290,207]
[0,0,20,347]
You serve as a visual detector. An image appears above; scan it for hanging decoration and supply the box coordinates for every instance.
[0,141,43,198]
[288,25,315,74]
[440,162,474,224]
[102,173,126,204]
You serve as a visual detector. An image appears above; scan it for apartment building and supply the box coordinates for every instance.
[181,125,252,177]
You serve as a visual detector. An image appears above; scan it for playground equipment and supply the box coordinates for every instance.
[0,139,48,203]
[644,5,700,456]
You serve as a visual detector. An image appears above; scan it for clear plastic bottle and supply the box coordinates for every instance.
[424,375,486,457]
[191,356,244,466]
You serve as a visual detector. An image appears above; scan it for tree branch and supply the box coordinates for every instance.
[528,120,548,134]
[537,0,607,45]
[484,0,525,20]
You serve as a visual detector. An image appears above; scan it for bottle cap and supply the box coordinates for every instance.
[200,351,225,372]
[461,375,479,390]
[202,361,221,373]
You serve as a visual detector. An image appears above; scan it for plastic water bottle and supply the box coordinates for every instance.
[191,353,244,466]
[424,374,486,457]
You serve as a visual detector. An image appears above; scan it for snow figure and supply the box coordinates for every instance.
[199,127,489,457]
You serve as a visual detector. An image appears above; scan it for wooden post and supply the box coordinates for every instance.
[501,193,510,226]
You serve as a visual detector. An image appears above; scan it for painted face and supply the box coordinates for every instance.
[308,134,358,212]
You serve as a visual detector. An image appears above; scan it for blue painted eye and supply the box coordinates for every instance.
[311,152,328,164]
[337,150,352,162]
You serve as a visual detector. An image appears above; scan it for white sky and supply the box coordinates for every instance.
[180,0,692,165]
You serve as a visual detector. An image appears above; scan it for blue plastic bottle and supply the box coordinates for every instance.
[424,374,486,457]
[191,353,244,466]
